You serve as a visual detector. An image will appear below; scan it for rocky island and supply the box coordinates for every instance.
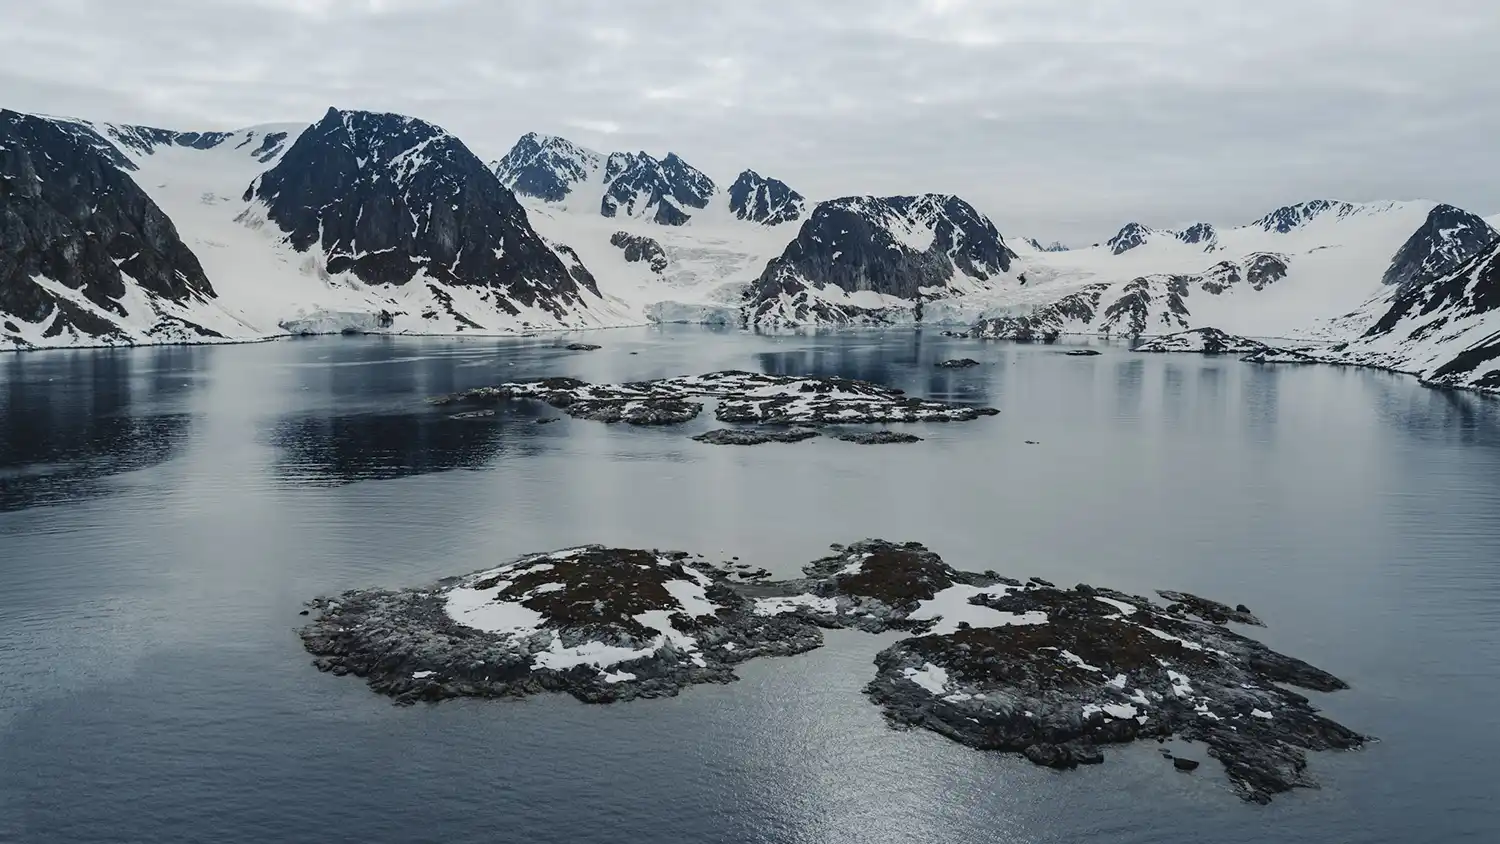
[302,539,1365,804]
[431,371,1000,428]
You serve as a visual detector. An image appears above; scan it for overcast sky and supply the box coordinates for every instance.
[3,0,1497,243]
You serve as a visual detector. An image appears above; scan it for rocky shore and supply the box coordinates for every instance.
[301,539,1365,803]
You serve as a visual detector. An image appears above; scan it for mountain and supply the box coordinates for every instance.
[1,110,246,349]
[728,170,805,225]
[246,108,602,324]
[490,132,601,203]
[1334,239,1500,391]
[1381,204,1496,291]
[746,194,1016,325]
[492,132,804,228]
[1022,237,1070,253]
[948,199,1491,342]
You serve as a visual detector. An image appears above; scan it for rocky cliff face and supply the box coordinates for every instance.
[1381,204,1497,291]
[247,108,599,321]
[728,170,804,225]
[747,194,1015,325]
[1106,222,1153,255]
[1,110,221,346]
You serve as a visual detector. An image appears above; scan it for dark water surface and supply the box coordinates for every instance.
[2,327,1498,843]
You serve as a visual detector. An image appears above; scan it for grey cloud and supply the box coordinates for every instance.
[1,0,1496,242]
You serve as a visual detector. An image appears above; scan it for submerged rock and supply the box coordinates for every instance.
[692,428,821,446]
[832,431,922,445]
[1062,349,1102,357]
[301,538,1364,803]
[433,370,999,427]
[936,358,981,369]
[565,342,602,351]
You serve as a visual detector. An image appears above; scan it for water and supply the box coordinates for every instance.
[1,327,1497,843]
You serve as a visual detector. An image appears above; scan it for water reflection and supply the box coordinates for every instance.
[267,409,548,487]
[0,348,201,512]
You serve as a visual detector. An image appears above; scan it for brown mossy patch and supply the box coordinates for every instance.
[478,549,718,638]
[833,547,957,609]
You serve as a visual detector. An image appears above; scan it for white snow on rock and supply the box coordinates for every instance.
[902,662,951,695]
[754,594,840,616]
[1095,597,1138,616]
[906,584,1049,635]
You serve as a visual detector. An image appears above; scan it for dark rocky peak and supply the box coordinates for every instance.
[1,110,215,338]
[1254,199,1357,233]
[728,169,804,225]
[745,194,1015,324]
[247,107,599,320]
[492,131,602,202]
[660,153,715,208]
[1382,203,1497,291]
[1024,237,1069,252]
[1176,222,1217,247]
[1368,238,1500,339]
[1106,222,1154,255]
[600,150,715,227]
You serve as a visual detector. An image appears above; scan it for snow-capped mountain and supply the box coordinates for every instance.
[728,170,805,226]
[492,132,804,229]
[1335,236,1500,391]
[245,108,605,326]
[1,110,251,349]
[1380,204,1496,291]
[949,199,1491,341]
[746,194,1016,326]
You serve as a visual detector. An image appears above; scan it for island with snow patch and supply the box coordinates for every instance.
[300,539,1365,803]
[431,370,1000,430]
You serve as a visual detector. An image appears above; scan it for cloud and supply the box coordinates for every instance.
[1,0,1497,241]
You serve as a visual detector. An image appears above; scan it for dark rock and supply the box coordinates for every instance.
[692,427,820,445]
[1135,327,1267,355]
[728,170,805,225]
[1157,590,1264,626]
[535,417,558,425]
[1176,223,1217,248]
[746,195,1016,325]
[492,132,601,203]
[936,358,980,368]
[565,342,602,351]
[1255,200,1357,234]
[249,108,600,323]
[1240,346,1321,364]
[304,537,1366,803]
[1062,349,1101,356]
[1100,276,1191,337]
[1174,757,1201,772]
[1383,204,1496,292]
[1246,253,1290,290]
[831,431,922,445]
[972,285,1108,342]
[1,110,217,340]
[609,231,668,274]
[434,370,999,427]
[601,151,714,226]
[1106,223,1154,255]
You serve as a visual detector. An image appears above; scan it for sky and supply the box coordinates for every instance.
[2,0,1498,243]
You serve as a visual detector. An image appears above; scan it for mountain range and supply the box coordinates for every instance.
[3,105,1499,393]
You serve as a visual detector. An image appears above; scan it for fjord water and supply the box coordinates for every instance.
[2,327,1497,844]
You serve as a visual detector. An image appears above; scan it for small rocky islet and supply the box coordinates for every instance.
[430,370,997,442]
[301,539,1366,804]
